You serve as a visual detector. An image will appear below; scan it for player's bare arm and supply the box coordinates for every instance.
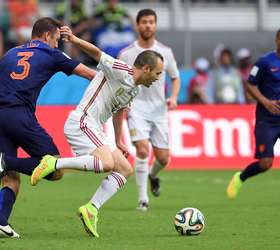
[167,77,180,110]
[113,108,129,158]
[246,81,280,114]
[73,64,96,80]
[60,26,102,62]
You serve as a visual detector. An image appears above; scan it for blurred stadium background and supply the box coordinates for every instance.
[10,0,280,66]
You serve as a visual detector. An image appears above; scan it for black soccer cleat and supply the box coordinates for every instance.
[0,224,20,238]
[0,153,7,179]
[149,174,160,197]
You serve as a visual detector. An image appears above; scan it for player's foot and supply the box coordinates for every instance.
[136,201,149,211]
[31,155,57,186]
[78,203,99,238]
[227,171,243,199]
[0,153,7,179]
[149,174,160,197]
[0,224,20,238]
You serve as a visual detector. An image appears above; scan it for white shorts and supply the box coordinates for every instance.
[64,112,116,156]
[127,113,169,149]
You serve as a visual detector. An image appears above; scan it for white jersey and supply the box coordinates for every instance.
[72,52,139,125]
[118,40,179,120]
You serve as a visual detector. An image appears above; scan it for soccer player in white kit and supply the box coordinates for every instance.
[30,26,164,237]
[118,9,180,211]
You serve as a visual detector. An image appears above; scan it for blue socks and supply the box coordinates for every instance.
[4,155,40,176]
[240,161,268,182]
[0,187,16,226]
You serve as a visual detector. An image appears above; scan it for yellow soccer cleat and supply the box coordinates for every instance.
[31,155,57,186]
[226,171,243,199]
[78,203,99,238]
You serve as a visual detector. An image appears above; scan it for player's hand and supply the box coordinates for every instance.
[60,26,76,43]
[264,99,280,115]
[166,97,177,110]
[116,142,130,158]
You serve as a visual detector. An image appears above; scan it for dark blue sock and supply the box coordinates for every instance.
[4,156,40,176]
[240,161,267,182]
[0,187,16,226]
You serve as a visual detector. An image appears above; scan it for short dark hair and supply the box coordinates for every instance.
[134,50,163,70]
[32,17,61,38]
[136,9,157,24]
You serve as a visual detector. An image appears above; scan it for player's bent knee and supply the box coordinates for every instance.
[136,149,149,159]
[135,143,149,159]
[120,163,133,178]
[157,155,170,166]
[126,164,133,177]
[102,158,115,172]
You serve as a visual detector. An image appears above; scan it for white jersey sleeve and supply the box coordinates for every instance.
[165,48,180,79]
[97,52,133,81]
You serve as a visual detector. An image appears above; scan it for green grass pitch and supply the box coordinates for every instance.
[1,170,280,250]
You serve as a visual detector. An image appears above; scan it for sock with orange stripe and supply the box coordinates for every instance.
[90,172,127,209]
[55,155,103,173]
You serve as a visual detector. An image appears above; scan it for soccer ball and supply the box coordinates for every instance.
[174,207,205,236]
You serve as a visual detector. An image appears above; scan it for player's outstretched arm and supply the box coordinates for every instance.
[60,26,102,62]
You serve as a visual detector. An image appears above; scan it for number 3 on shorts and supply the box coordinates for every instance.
[10,52,34,80]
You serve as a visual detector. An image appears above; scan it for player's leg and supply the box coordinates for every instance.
[77,145,115,238]
[240,157,273,182]
[134,140,150,210]
[31,120,116,185]
[0,133,21,238]
[0,108,40,176]
[0,107,61,238]
[227,122,276,199]
[79,147,132,237]
[52,141,115,173]
[89,148,132,210]
[36,118,118,237]
[1,108,63,179]
[128,113,151,210]
[31,146,115,185]
[19,119,64,183]
[0,172,20,238]
[149,119,170,197]
[150,147,170,197]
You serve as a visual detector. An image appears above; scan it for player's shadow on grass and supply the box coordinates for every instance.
[154,233,204,238]
[154,234,182,238]
[31,230,89,239]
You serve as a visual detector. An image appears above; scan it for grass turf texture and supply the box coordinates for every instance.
[1,170,280,250]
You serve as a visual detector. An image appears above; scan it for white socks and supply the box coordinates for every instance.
[56,155,103,173]
[91,172,127,209]
[135,157,149,203]
[149,159,166,178]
